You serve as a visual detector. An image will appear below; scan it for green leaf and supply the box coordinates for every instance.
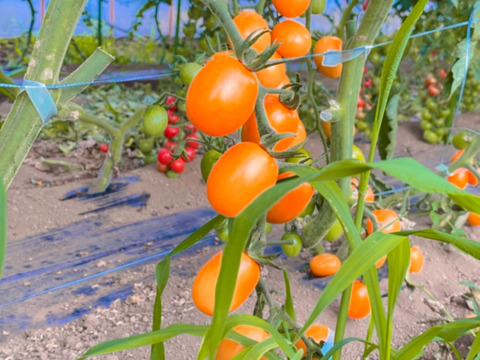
[282,268,296,322]
[383,238,411,358]
[394,317,480,360]
[322,337,379,359]
[370,0,428,161]
[0,179,5,279]
[466,329,480,360]
[378,93,400,160]
[397,228,480,260]
[78,323,209,359]
[372,158,480,213]
[150,214,225,359]
[231,337,284,360]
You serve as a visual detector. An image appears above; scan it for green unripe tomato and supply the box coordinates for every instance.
[204,15,218,31]
[285,148,313,165]
[439,107,451,118]
[324,219,343,242]
[369,52,382,66]
[421,108,432,121]
[200,149,222,183]
[179,62,203,86]
[183,23,196,38]
[138,137,154,154]
[433,118,445,127]
[143,105,168,136]
[299,199,315,218]
[425,97,437,111]
[281,233,303,257]
[420,120,432,131]
[423,130,439,144]
[143,152,157,165]
[451,131,471,149]
[264,222,273,235]
[356,120,369,132]
[311,0,326,14]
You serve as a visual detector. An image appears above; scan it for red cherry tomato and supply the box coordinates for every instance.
[182,147,196,162]
[157,148,171,162]
[357,97,366,108]
[99,144,109,153]
[168,113,180,124]
[163,140,177,151]
[170,158,185,173]
[427,84,440,96]
[164,125,180,139]
[364,77,373,88]
[157,162,169,173]
[158,151,173,165]
[185,134,200,149]
[166,96,176,106]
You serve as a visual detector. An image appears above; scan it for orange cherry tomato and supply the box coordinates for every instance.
[241,95,300,151]
[206,50,234,63]
[447,168,469,189]
[266,172,314,224]
[192,251,261,316]
[277,74,290,88]
[295,324,330,359]
[348,280,371,319]
[467,212,480,226]
[215,325,270,360]
[256,52,287,88]
[450,149,464,163]
[375,255,387,268]
[207,142,278,217]
[322,121,356,139]
[366,209,401,235]
[310,253,341,277]
[271,20,312,58]
[350,178,375,203]
[232,10,271,54]
[314,36,343,78]
[289,120,307,149]
[409,245,424,273]
[272,0,311,18]
[186,56,258,137]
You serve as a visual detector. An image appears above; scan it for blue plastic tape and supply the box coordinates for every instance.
[21,79,57,123]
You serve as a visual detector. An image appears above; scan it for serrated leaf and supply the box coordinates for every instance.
[0,179,5,279]
[378,93,400,160]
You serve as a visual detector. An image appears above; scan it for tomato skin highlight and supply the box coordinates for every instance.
[241,95,300,151]
[215,325,270,360]
[348,280,371,319]
[271,20,312,58]
[266,172,314,224]
[192,251,261,316]
[207,142,278,217]
[314,36,343,78]
[310,253,341,277]
[232,10,271,54]
[186,56,258,137]
[272,0,311,18]
[366,209,401,234]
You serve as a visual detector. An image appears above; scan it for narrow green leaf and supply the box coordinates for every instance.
[384,238,411,358]
[466,330,480,360]
[378,93,400,160]
[78,323,209,359]
[322,337,379,359]
[231,337,283,360]
[151,214,224,359]
[372,158,480,213]
[397,228,480,260]
[282,268,296,322]
[0,179,5,279]
[199,173,320,359]
[395,317,480,360]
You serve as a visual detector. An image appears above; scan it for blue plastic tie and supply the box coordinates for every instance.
[20,79,57,123]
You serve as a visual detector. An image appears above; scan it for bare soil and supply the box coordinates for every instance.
[1,111,480,360]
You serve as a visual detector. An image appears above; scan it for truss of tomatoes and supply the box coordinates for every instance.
[155,96,200,176]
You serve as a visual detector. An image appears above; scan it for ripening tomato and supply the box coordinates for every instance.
[348,280,371,319]
[295,324,332,359]
[467,212,480,226]
[409,245,424,273]
[215,325,270,360]
[314,36,343,78]
[447,168,469,189]
[366,209,401,234]
[310,253,341,277]
[271,20,312,58]
[207,142,278,217]
[232,10,271,54]
[241,95,300,151]
[186,56,258,137]
[427,84,440,96]
[272,0,311,18]
[192,251,261,316]
[256,52,287,88]
[266,172,314,224]
[98,143,109,153]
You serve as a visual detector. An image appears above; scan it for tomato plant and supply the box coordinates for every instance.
[192,251,260,316]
